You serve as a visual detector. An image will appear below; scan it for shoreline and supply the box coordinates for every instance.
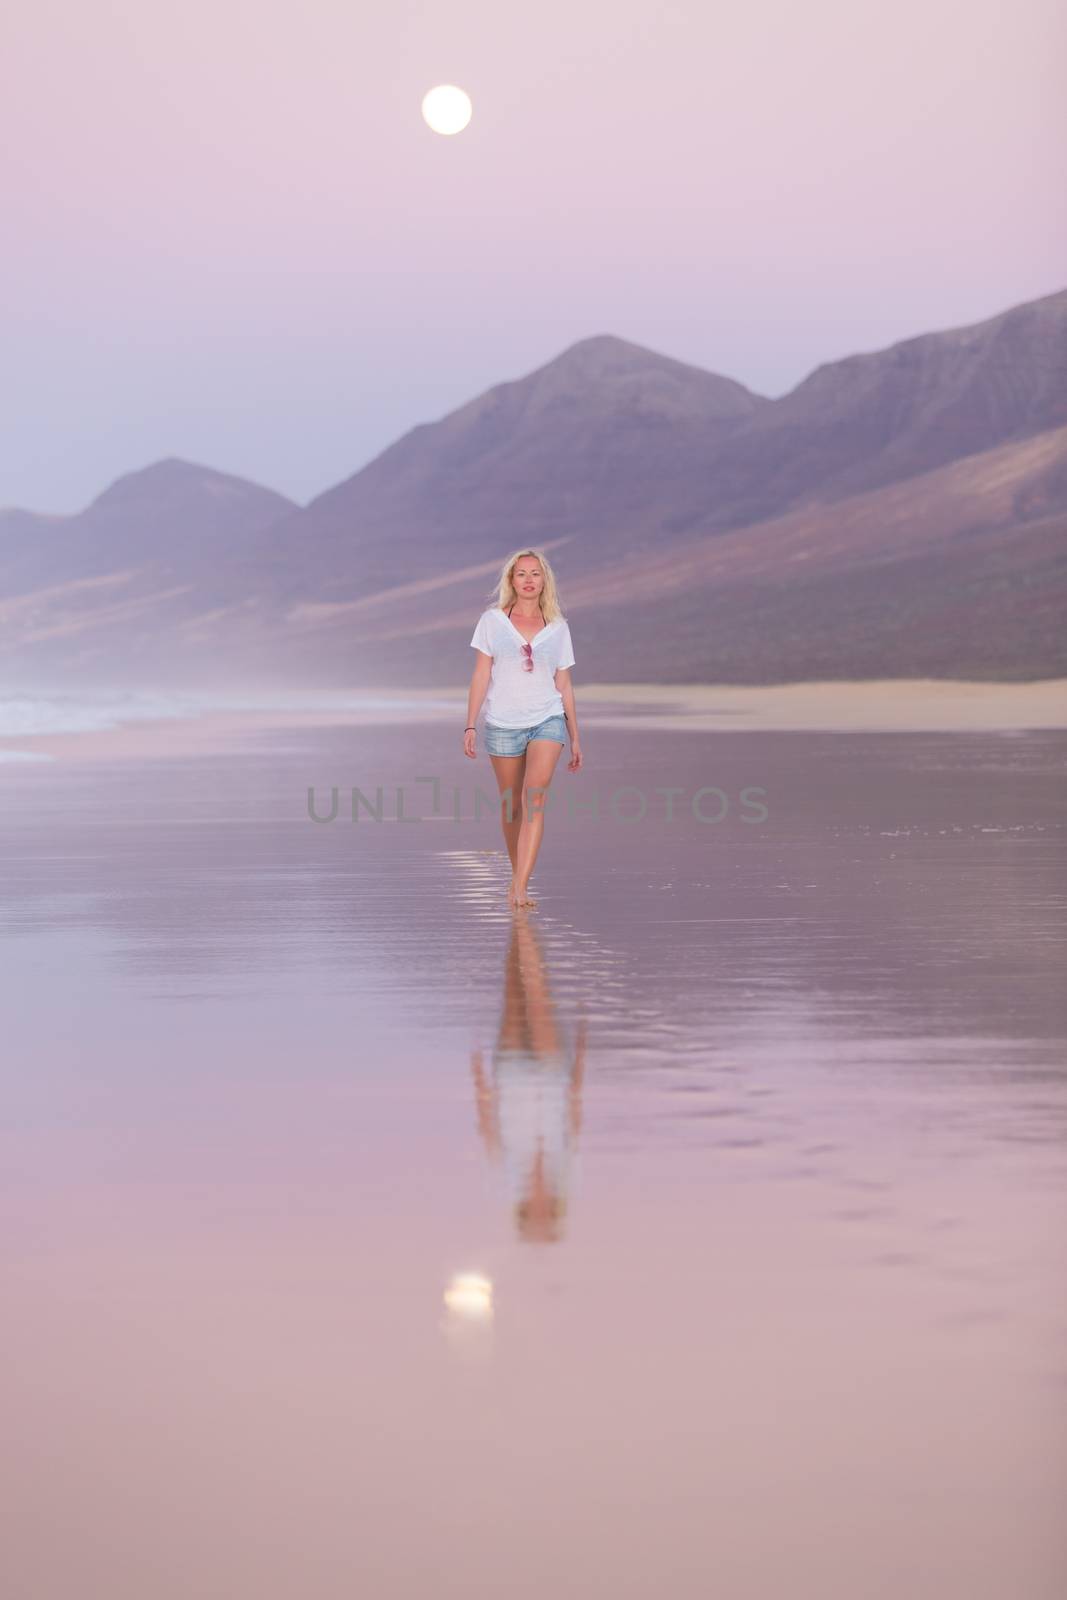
[1,678,1065,764]
[571,678,1067,731]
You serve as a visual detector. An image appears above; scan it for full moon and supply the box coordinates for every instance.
[421,84,472,136]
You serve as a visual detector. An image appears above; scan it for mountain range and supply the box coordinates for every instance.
[2,286,1065,686]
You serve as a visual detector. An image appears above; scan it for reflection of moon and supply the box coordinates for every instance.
[421,84,473,136]
[443,1271,493,1320]
[441,1271,495,1362]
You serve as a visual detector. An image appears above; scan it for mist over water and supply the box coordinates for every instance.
[3,719,1065,1597]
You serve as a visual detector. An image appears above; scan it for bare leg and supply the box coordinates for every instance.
[514,738,565,907]
[488,753,525,894]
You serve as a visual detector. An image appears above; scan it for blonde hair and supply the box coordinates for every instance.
[489,548,565,623]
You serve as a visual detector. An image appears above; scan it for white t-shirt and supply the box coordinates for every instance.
[493,1048,575,1212]
[469,607,576,729]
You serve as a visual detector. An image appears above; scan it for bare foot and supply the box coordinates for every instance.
[508,879,537,909]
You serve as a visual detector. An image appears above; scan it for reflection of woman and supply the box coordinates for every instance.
[464,548,583,910]
[471,916,587,1243]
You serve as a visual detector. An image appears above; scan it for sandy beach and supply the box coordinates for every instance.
[2,677,1064,766]
[573,676,1067,730]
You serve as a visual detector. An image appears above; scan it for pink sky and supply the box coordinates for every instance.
[2,0,1064,513]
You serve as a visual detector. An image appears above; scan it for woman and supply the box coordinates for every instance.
[464,548,583,910]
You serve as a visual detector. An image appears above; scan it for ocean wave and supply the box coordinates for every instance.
[0,692,203,737]
[0,689,462,739]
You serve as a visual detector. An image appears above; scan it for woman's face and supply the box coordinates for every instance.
[512,559,543,601]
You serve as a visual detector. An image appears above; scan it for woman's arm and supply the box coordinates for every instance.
[464,653,492,757]
[555,668,579,739]
[555,668,583,772]
[470,1049,501,1158]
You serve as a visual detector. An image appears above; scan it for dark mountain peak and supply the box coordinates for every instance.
[945,284,1067,338]
[418,332,764,457]
[513,332,765,419]
[741,286,1067,507]
[88,458,297,517]
[789,286,1067,407]
[536,331,687,374]
[548,331,643,355]
[303,330,765,521]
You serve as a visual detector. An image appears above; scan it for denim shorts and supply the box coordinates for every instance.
[483,713,567,757]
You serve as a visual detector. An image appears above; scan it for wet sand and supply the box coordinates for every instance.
[2,714,1066,1597]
